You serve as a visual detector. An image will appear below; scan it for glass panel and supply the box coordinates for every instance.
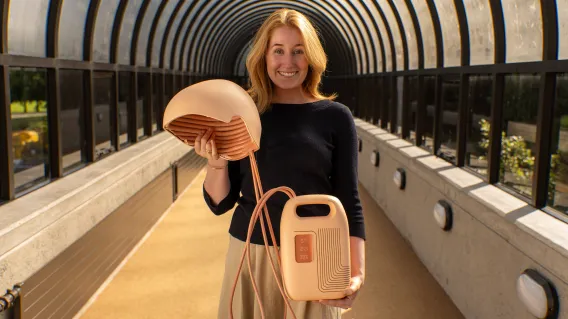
[432,0,461,67]
[500,74,540,198]
[421,75,436,151]
[58,0,90,60]
[93,72,115,159]
[7,0,50,57]
[558,0,568,60]
[408,76,419,143]
[363,1,393,71]
[151,1,179,67]
[465,75,493,178]
[93,1,121,63]
[438,75,461,164]
[118,0,145,65]
[352,0,383,72]
[10,68,49,193]
[164,1,194,69]
[59,70,86,173]
[137,73,150,138]
[118,72,131,147]
[502,0,543,63]
[549,74,568,214]
[393,0,419,70]
[410,0,437,68]
[378,0,404,71]
[464,0,495,65]
[137,0,163,66]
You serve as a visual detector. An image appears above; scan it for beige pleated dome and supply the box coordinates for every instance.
[163,79,261,161]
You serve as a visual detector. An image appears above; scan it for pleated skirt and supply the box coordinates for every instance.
[217,235,342,319]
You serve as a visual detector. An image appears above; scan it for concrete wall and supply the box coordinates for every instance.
[0,133,192,292]
[354,119,568,319]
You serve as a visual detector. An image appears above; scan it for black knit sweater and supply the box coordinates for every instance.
[203,100,366,246]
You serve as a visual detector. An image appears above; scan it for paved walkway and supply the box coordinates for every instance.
[77,169,464,319]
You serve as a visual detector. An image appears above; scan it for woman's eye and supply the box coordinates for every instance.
[294,49,304,55]
[275,49,284,54]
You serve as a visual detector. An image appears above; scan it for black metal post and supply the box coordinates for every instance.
[111,72,120,151]
[0,65,13,200]
[456,74,469,167]
[416,75,425,146]
[129,72,139,144]
[47,69,62,178]
[488,75,504,184]
[84,70,96,162]
[488,0,506,184]
[533,0,559,207]
[46,0,63,178]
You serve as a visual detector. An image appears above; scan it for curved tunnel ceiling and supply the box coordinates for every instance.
[12,0,558,78]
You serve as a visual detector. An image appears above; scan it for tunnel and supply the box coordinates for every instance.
[0,1,567,318]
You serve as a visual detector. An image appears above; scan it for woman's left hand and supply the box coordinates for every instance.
[317,275,364,309]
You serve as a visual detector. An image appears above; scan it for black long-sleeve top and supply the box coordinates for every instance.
[203,100,366,246]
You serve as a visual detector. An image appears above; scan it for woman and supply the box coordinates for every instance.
[196,8,366,319]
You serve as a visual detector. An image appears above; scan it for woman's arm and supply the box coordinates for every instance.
[196,129,242,215]
[203,159,231,205]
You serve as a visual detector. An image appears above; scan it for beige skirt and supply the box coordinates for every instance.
[217,235,342,319]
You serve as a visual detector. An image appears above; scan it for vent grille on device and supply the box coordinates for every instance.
[317,228,350,292]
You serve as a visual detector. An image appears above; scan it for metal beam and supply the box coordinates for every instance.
[83,0,101,163]
[200,1,353,76]
[370,1,397,132]
[0,65,12,200]
[145,0,168,67]
[158,0,185,69]
[194,0,357,76]
[487,0,506,184]
[332,0,371,74]
[177,1,210,72]
[130,0,151,66]
[424,0,443,153]
[46,0,63,178]
[360,1,386,73]
[342,1,378,74]
[216,7,349,77]
[209,4,350,76]
[386,0,410,138]
[83,0,101,62]
[168,0,199,70]
[110,0,128,64]
[533,0,559,207]
[453,0,470,167]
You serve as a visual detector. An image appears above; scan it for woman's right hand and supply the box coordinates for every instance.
[194,128,228,167]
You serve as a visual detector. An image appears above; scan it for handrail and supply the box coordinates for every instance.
[0,283,23,313]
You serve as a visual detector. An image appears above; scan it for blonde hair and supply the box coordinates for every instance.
[245,8,336,114]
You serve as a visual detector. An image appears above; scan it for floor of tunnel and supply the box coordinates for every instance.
[75,169,464,319]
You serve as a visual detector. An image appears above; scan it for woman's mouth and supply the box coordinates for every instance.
[278,71,297,77]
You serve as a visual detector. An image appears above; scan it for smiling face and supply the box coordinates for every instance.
[265,26,309,93]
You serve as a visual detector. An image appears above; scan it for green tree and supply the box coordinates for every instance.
[9,69,47,113]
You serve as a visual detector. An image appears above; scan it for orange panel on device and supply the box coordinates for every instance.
[295,234,313,263]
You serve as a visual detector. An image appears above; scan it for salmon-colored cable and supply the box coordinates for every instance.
[228,151,298,319]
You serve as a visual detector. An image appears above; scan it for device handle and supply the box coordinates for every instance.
[286,194,343,219]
